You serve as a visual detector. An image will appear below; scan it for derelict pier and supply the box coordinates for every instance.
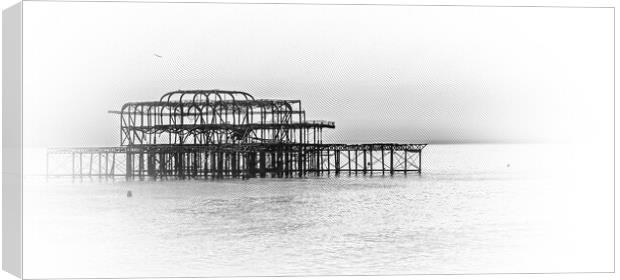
[47,90,426,179]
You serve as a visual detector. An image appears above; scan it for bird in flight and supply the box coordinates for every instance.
[153,53,162,58]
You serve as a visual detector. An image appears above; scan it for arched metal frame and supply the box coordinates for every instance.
[119,90,334,146]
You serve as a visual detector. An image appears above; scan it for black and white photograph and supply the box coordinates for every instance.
[1,0,615,279]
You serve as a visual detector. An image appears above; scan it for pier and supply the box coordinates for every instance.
[47,90,426,179]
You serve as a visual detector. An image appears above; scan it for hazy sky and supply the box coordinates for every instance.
[22,2,614,147]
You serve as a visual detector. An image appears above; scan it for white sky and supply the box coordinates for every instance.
[22,1,614,147]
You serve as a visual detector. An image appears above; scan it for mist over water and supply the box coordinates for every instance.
[23,144,613,278]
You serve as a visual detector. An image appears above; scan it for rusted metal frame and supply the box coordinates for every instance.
[260,105,266,140]
[174,103,184,145]
[282,102,294,142]
[120,113,127,145]
[392,151,406,169]
[145,104,156,145]
[160,90,254,104]
[184,102,204,145]
[132,105,141,145]
[120,104,139,145]
[405,149,421,171]
[205,102,216,144]
[338,149,349,171]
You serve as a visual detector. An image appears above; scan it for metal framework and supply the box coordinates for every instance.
[47,90,426,179]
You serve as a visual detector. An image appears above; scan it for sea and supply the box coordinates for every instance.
[22,144,614,278]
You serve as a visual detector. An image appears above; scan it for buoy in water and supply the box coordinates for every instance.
[127,190,133,198]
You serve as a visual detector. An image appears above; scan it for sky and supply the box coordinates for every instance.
[22,1,614,147]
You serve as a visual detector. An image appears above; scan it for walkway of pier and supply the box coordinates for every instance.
[47,143,425,179]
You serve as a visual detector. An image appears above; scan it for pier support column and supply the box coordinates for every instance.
[270,151,277,178]
[72,152,76,178]
[217,152,224,179]
[203,151,209,179]
[159,152,166,178]
[298,148,304,177]
[126,152,133,179]
[259,151,266,178]
[369,149,373,174]
[363,149,367,175]
[326,150,330,175]
[316,150,321,175]
[418,150,422,174]
[276,150,282,178]
[284,151,290,178]
[177,152,185,179]
[348,150,351,175]
[335,151,340,175]
[355,151,358,174]
[111,153,116,176]
[404,150,407,174]
[147,153,156,178]
[210,151,217,179]
[390,148,394,175]
[138,152,145,179]
[247,152,257,178]
[104,153,109,177]
[231,152,238,178]
[381,148,385,175]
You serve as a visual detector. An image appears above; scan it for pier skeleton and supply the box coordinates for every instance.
[47,90,426,179]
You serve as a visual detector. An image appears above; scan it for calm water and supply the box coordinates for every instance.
[23,144,613,278]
